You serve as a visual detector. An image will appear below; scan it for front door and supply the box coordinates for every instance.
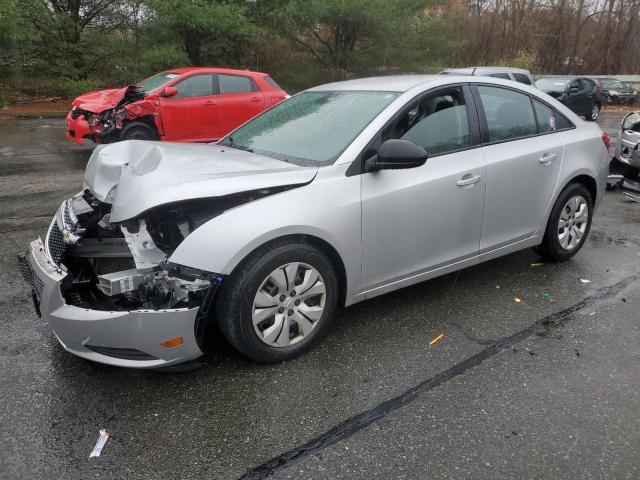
[473,85,564,251]
[158,74,218,141]
[361,86,486,292]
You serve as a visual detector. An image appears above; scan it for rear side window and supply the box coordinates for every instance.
[488,73,511,80]
[174,74,214,98]
[513,73,532,85]
[554,111,573,130]
[532,99,557,133]
[219,75,255,94]
[477,86,537,142]
[580,79,595,93]
[265,76,283,90]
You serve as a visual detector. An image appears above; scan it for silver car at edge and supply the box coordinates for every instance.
[18,75,609,368]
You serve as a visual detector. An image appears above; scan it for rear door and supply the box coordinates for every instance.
[158,74,218,141]
[215,74,265,138]
[473,85,564,251]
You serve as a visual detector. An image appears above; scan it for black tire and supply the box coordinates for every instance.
[215,239,339,363]
[534,183,593,261]
[586,102,600,121]
[120,121,158,141]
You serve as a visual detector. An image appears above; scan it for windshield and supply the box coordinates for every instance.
[136,72,182,94]
[604,81,626,89]
[536,78,569,91]
[220,90,400,166]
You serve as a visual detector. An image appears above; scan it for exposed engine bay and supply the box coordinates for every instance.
[53,191,219,312]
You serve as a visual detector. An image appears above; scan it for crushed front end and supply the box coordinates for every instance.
[66,86,160,145]
[615,112,640,171]
[18,192,222,368]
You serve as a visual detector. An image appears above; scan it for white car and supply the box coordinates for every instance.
[19,75,609,368]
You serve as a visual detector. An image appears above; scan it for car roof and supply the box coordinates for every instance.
[441,66,531,75]
[164,66,268,77]
[311,75,440,92]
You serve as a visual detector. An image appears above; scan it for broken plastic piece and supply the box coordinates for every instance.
[514,297,522,303]
[89,429,111,458]
[623,192,640,203]
[543,293,553,302]
[531,262,544,268]
[580,279,591,284]
[622,179,640,194]
[606,174,624,191]
[429,333,445,346]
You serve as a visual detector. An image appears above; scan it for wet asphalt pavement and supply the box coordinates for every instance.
[0,113,639,479]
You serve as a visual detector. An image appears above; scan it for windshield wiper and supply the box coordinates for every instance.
[221,136,253,152]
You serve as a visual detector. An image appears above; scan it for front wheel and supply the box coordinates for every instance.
[216,240,338,363]
[534,183,593,261]
[120,121,158,141]
[586,103,600,121]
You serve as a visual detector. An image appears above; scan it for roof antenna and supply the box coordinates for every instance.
[471,66,477,76]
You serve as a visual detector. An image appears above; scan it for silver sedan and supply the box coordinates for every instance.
[19,75,609,368]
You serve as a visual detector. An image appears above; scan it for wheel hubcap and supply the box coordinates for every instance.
[592,105,599,119]
[252,262,326,347]
[558,195,588,251]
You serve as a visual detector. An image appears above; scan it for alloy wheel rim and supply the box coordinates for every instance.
[558,195,588,251]
[252,262,326,347]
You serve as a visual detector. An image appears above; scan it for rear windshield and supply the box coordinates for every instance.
[136,72,182,94]
[536,78,569,91]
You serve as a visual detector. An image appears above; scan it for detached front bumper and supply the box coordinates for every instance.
[18,237,205,369]
[65,111,93,145]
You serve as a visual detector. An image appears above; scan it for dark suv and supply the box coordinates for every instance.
[535,77,601,121]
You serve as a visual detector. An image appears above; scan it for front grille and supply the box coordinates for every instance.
[17,253,44,300]
[47,223,66,265]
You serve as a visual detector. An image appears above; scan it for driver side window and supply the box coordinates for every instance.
[381,87,471,156]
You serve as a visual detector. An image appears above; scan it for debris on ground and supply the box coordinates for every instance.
[580,279,591,284]
[606,174,624,191]
[623,192,640,203]
[514,297,522,303]
[429,333,445,346]
[622,179,640,194]
[543,293,554,302]
[89,429,111,458]
[531,262,544,268]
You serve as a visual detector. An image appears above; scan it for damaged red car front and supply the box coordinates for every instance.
[66,85,162,144]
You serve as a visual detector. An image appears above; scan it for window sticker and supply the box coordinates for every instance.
[549,116,556,130]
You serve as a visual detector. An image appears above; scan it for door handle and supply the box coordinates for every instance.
[250,96,261,102]
[539,152,557,164]
[456,174,482,187]
[204,100,216,106]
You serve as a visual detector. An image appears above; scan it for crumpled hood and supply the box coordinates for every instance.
[84,140,317,222]
[72,86,132,113]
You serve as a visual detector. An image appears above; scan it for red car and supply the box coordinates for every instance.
[65,67,288,144]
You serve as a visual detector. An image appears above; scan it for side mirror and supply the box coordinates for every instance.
[568,85,579,94]
[365,139,428,172]
[162,86,178,97]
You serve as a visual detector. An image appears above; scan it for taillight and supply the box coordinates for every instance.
[602,132,610,151]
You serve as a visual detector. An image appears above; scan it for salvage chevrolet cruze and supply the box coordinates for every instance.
[19,75,609,368]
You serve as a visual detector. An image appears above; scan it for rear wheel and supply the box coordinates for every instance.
[534,183,593,261]
[120,121,158,141]
[586,102,600,121]
[216,240,338,363]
